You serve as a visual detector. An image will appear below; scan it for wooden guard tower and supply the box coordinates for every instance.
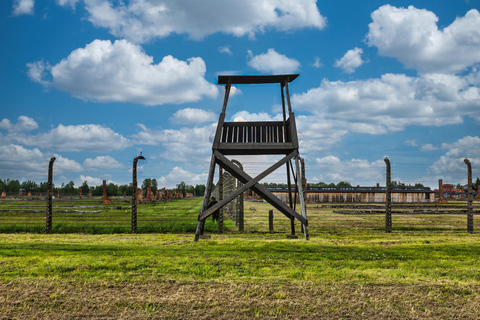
[194,74,309,241]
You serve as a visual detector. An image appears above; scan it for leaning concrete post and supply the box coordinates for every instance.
[46,156,56,234]
[385,157,392,233]
[464,158,474,234]
[132,157,139,233]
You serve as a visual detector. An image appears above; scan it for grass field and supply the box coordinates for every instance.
[1,198,480,319]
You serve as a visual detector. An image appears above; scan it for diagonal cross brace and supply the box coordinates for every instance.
[199,150,297,221]
[203,150,307,225]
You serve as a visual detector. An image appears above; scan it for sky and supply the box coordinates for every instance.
[1,0,480,190]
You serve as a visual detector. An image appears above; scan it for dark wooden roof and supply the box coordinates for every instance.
[218,74,299,85]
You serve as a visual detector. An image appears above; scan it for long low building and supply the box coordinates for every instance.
[266,186,434,203]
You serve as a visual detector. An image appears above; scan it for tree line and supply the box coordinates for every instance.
[0,178,206,197]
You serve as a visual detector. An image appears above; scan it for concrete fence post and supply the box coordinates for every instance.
[385,157,392,233]
[46,156,56,234]
[464,158,474,234]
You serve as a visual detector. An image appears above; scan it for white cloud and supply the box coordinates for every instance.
[429,136,480,179]
[0,144,81,180]
[419,144,438,152]
[313,57,323,68]
[367,5,480,74]
[404,139,418,147]
[0,116,38,133]
[247,49,300,74]
[334,47,365,74]
[78,175,106,187]
[170,108,217,125]
[55,155,83,172]
[83,155,125,170]
[12,0,34,16]
[292,71,480,135]
[314,156,385,185]
[84,0,326,43]
[28,39,218,106]
[56,0,79,9]
[10,124,131,152]
[218,46,233,55]
[132,123,215,162]
[157,166,208,189]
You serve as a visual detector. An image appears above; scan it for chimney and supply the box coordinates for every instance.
[439,179,443,200]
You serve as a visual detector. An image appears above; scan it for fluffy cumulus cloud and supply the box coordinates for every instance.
[429,136,480,180]
[0,144,81,180]
[132,123,215,162]
[83,0,326,43]
[292,72,480,135]
[367,5,480,74]
[247,49,300,74]
[83,155,125,171]
[8,124,131,152]
[12,0,34,16]
[0,116,38,132]
[157,166,208,189]
[78,175,104,187]
[55,155,83,173]
[28,39,218,106]
[314,156,385,185]
[334,47,365,74]
[170,108,217,125]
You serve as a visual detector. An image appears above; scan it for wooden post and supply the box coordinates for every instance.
[218,167,224,234]
[232,160,244,232]
[46,156,55,234]
[464,158,474,234]
[269,210,274,233]
[195,154,216,241]
[385,157,392,233]
[296,156,309,240]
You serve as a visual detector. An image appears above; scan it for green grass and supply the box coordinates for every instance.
[1,199,480,318]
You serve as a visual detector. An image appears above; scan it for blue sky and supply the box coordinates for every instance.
[1,0,479,189]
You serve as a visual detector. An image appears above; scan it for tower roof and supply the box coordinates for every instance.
[218,74,299,85]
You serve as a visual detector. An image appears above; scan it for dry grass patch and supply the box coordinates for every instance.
[1,279,480,319]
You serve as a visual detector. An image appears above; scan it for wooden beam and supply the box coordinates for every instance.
[194,154,217,241]
[199,150,297,220]
[213,151,307,224]
[296,156,309,240]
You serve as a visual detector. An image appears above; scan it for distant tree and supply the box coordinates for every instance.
[20,180,38,192]
[176,181,188,197]
[64,181,75,194]
[328,183,336,187]
[311,182,327,187]
[194,184,206,196]
[119,184,133,196]
[414,183,425,187]
[141,178,151,190]
[106,183,119,196]
[39,182,49,193]
[456,183,465,190]
[475,177,480,190]
[337,181,352,187]
[81,181,89,195]
[93,185,103,197]
[6,180,21,193]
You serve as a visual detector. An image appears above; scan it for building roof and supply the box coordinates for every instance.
[266,186,434,194]
[218,74,299,85]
